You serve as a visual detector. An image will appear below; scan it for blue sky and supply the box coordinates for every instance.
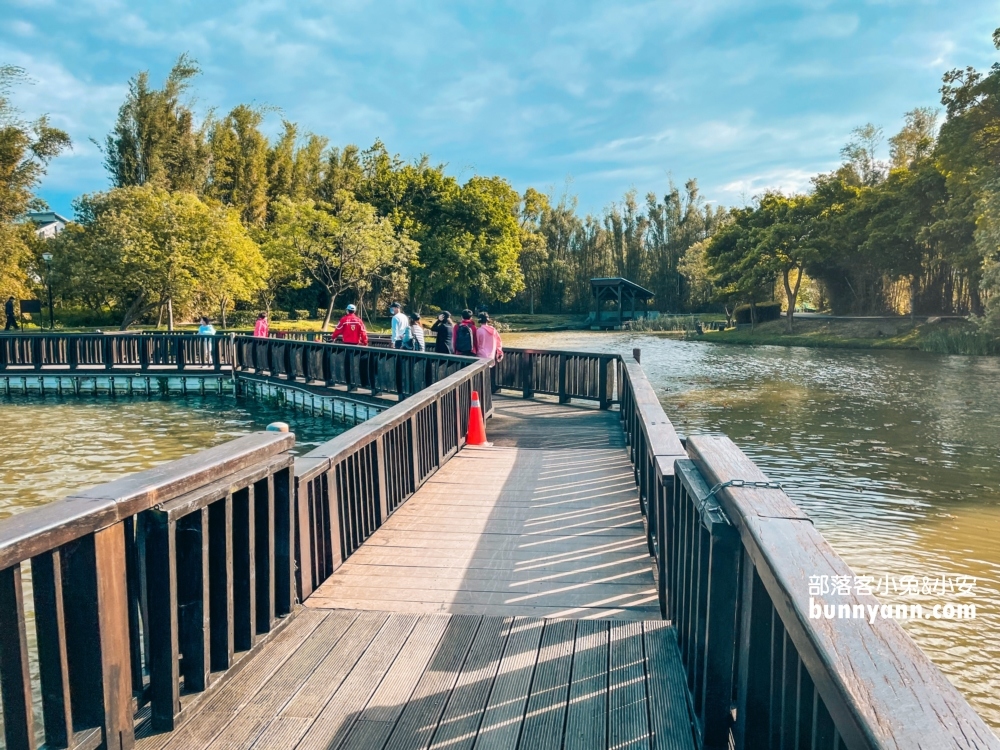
[2,0,998,218]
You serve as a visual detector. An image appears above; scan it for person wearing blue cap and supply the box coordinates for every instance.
[333,304,368,345]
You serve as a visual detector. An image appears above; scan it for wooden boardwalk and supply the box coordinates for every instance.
[136,607,694,750]
[133,396,695,749]
[307,396,660,619]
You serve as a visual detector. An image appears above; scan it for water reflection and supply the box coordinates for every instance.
[506,331,1000,731]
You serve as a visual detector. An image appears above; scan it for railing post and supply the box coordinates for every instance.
[33,335,43,370]
[733,551,772,749]
[139,335,149,370]
[0,564,34,750]
[31,550,74,748]
[435,396,446,465]
[146,511,180,731]
[701,519,741,749]
[93,524,136,750]
[177,337,187,371]
[104,336,115,370]
[599,356,611,409]
[558,354,568,404]
[520,352,534,400]
[212,336,222,372]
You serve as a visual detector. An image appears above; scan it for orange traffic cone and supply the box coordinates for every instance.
[466,390,489,446]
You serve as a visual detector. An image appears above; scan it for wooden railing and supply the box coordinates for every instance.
[493,347,617,408]
[0,333,234,372]
[232,335,472,400]
[293,357,493,599]
[618,356,1000,750]
[0,432,295,749]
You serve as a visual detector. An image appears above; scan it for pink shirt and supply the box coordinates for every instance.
[253,318,269,337]
[475,325,502,365]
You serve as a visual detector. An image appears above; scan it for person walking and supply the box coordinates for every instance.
[253,312,269,337]
[431,311,454,354]
[4,297,18,331]
[389,302,409,349]
[332,304,369,345]
[402,313,426,351]
[453,309,478,356]
[198,316,216,364]
[475,312,503,366]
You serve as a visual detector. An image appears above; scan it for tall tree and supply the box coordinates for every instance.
[103,54,208,192]
[207,104,270,227]
[55,186,262,329]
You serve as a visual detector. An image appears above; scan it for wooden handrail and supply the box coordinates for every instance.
[618,361,1000,749]
[0,332,235,372]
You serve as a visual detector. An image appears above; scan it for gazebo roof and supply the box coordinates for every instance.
[589,277,655,299]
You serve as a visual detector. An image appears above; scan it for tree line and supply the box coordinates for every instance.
[6,27,1000,332]
[705,28,1000,332]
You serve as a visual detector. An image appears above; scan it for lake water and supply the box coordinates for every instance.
[506,330,1000,732]
[0,395,348,521]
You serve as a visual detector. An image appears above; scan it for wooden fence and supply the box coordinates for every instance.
[0,433,295,749]
[618,355,1000,750]
[493,347,618,408]
[0,333,233,372]
[232,335,471,400]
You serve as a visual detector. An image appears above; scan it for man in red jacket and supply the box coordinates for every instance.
[332,304,368,345]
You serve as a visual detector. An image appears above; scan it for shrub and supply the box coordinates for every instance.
[734,301,782,325]
[291,309,312,320]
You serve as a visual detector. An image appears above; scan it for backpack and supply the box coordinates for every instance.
[456,323,475,354]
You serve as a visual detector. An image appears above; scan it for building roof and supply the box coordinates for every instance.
[589,277,655,299]
[24,211,70,225]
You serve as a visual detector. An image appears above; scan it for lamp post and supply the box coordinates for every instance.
[42,252,53,330]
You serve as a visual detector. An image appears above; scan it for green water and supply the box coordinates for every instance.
[0,395,347,521]
[506,331,1000,732]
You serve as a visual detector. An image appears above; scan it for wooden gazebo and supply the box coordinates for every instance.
[590,277,655,329]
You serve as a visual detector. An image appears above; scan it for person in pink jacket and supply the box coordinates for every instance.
[475,312,503,366]
[253,313,269,337]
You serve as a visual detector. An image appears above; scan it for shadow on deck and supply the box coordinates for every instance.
[307,396,659,619]
[136,608,692,750]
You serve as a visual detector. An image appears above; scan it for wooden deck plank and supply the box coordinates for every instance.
[277,610,389,720]
[203,610,360,749]
[519,619,576,750]
[305,597,660,621]
[473,617,544,749]
[643,622,696,750]
[564,619,609,750]
[428,615,512,750]
[137,610,329,750]
[383,615,482,750]
[294,614,419,750]
[608,621,651,750]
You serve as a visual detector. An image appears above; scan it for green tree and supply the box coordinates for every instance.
[56,186,261,329]
[518,188,550,314]
[207,104,270,228]
[268,194,415,329]
[103,55,208,192]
